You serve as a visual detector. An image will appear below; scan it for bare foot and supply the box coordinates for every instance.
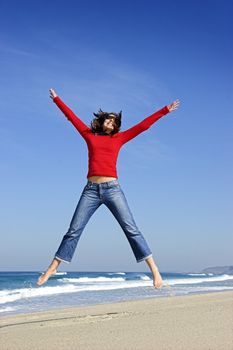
[37,268,57,286]
[152,268,163,289]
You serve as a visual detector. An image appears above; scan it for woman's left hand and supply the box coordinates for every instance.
[167,99,180,112]
[49,88,58,99]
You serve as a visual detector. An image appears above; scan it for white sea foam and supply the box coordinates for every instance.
[54,272,67,276]
[140,275,151,281]
[1,274,233,306]
[192,286,233,291]
[0,306,17,313]
[0,280,153,305]
[107,272,126,275]
[0,284,77,304]
[60,276,126,283]
[167,274,233,286]
[188,273,207,276]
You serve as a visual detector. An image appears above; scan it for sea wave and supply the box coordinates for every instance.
[1,273,233,306]
[168,274,233,285]
[188,273,207,276]
[0,284,77,304]
[188,273,214,277]
[0,280,154,305]
[60,276,126,283]
[139,275,151,281]
[0,306,18,313]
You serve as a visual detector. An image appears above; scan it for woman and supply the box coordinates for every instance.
[37,88,179,288]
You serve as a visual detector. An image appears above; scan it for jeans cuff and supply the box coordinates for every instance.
[55,255,70,264]
[137,253,153,263]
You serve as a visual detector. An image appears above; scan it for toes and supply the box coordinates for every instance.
[37,273,47,286]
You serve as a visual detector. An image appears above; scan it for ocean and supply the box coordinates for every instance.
[1,271,233,317]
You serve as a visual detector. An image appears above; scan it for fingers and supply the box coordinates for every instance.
[49,88,53,98]
[173,99,180,109]
[169,99,180,111]
[49,88,57,99]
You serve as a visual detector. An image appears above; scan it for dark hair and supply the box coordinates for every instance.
[91,108,122,135]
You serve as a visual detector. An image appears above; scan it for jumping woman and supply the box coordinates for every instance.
[37,89,180,288]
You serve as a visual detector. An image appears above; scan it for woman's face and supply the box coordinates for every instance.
[102,117,116,134]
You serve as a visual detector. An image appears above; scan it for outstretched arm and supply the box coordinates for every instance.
[120,99,180,144]
[49,89,90,137]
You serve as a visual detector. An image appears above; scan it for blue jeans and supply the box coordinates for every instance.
[55,180,152,263]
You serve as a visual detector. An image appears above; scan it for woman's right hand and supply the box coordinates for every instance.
[167,99,180,112]
[49,88,58,99]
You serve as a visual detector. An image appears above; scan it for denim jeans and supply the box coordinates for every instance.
[55,180,152,263]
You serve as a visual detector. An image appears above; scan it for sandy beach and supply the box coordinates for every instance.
[1,291,233,350]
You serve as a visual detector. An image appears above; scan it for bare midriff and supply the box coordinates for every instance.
[88,176,117,184]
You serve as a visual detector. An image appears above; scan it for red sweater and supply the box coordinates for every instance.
[53,96,170,178]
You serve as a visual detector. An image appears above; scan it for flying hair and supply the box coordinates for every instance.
[91,108,122,134]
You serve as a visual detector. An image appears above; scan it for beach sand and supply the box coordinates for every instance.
[1,291,233,350]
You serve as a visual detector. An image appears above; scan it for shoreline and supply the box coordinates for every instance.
[1,291,233,350]
[1,287,232,319]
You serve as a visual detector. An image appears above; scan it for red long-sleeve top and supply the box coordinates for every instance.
[53,96,170,178]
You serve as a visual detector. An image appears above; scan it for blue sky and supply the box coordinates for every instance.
[0,0,232,273]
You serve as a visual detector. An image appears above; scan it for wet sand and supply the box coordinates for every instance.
[1,291,233,350]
